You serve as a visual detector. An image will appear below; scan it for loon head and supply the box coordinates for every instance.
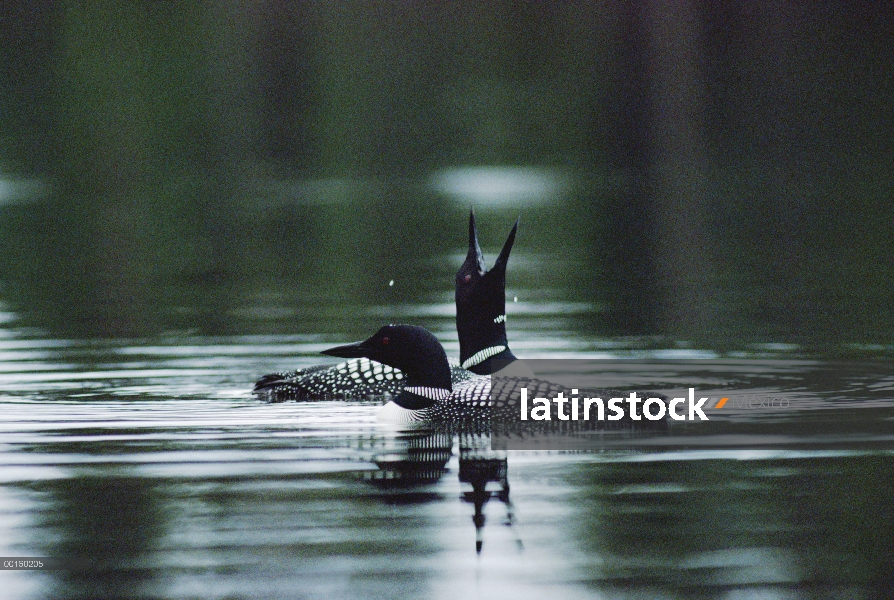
[455,210,518,374]
[322,325,453,391]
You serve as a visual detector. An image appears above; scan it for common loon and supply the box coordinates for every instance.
[254,210,526,401]
[323,324,668,429]
[456,211,533,379]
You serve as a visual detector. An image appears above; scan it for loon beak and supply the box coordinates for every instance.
[321,340,369,359]
[466,209,487,274]
[491,217,518,274]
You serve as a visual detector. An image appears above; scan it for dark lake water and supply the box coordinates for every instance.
[1,243,893,598]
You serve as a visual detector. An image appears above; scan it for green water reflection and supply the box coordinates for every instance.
[1,2,893,351]
[575,457,894,596]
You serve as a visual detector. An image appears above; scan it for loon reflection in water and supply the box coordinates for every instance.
[363,429,518,554]
[360,424,672,553]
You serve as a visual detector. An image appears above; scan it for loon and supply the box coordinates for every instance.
[323,324,668,429]
[254,210,526,401]
[455,211,533,379]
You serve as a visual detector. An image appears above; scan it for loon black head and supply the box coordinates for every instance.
[322,325,453,391]
[455,210,519,375]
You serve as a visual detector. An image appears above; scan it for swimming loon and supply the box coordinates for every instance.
[254,210,525,401]
[323,324,668,429]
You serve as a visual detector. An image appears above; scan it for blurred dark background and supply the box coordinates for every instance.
[1,2,892,351]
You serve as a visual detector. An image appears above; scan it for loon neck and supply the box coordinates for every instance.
[393,386,451,410]
[458,316,512,370]
[399,339,454,389]
[392,354,453,410]
[464,346,518,376]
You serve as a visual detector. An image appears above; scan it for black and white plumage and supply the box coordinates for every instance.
[322,324,668,430]
[253,356,471,402]
[254,210,526,401]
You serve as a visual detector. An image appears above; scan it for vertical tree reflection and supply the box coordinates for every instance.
[40,476,163,599]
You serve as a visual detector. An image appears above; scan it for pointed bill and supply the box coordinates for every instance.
[492,217,518,273]
[321,340,368,358]
[466,209,487,273]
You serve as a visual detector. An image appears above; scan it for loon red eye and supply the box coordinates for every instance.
[382,337,389,345]
[464,274,472,282]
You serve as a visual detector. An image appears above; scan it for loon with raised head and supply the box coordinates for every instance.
[323,324,668,428]
[254,210,525,401]
[456,210,533,379]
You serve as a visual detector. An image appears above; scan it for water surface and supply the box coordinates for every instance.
[2,311,893,599]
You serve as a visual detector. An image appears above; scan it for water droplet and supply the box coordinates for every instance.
[388,280,394,286]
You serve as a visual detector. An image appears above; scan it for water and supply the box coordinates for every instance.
[1,196,893,597]
[1,313,893,599]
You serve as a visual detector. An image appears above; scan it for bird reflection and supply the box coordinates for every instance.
[457,433,521,554]
[362,429,518,553]
[362,431,453,487]
[361,424,669,553]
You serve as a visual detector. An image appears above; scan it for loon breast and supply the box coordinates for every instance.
[377,400,429,424]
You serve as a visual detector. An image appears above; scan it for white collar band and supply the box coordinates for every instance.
[461,345,507,370]
[403,386,452,401]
